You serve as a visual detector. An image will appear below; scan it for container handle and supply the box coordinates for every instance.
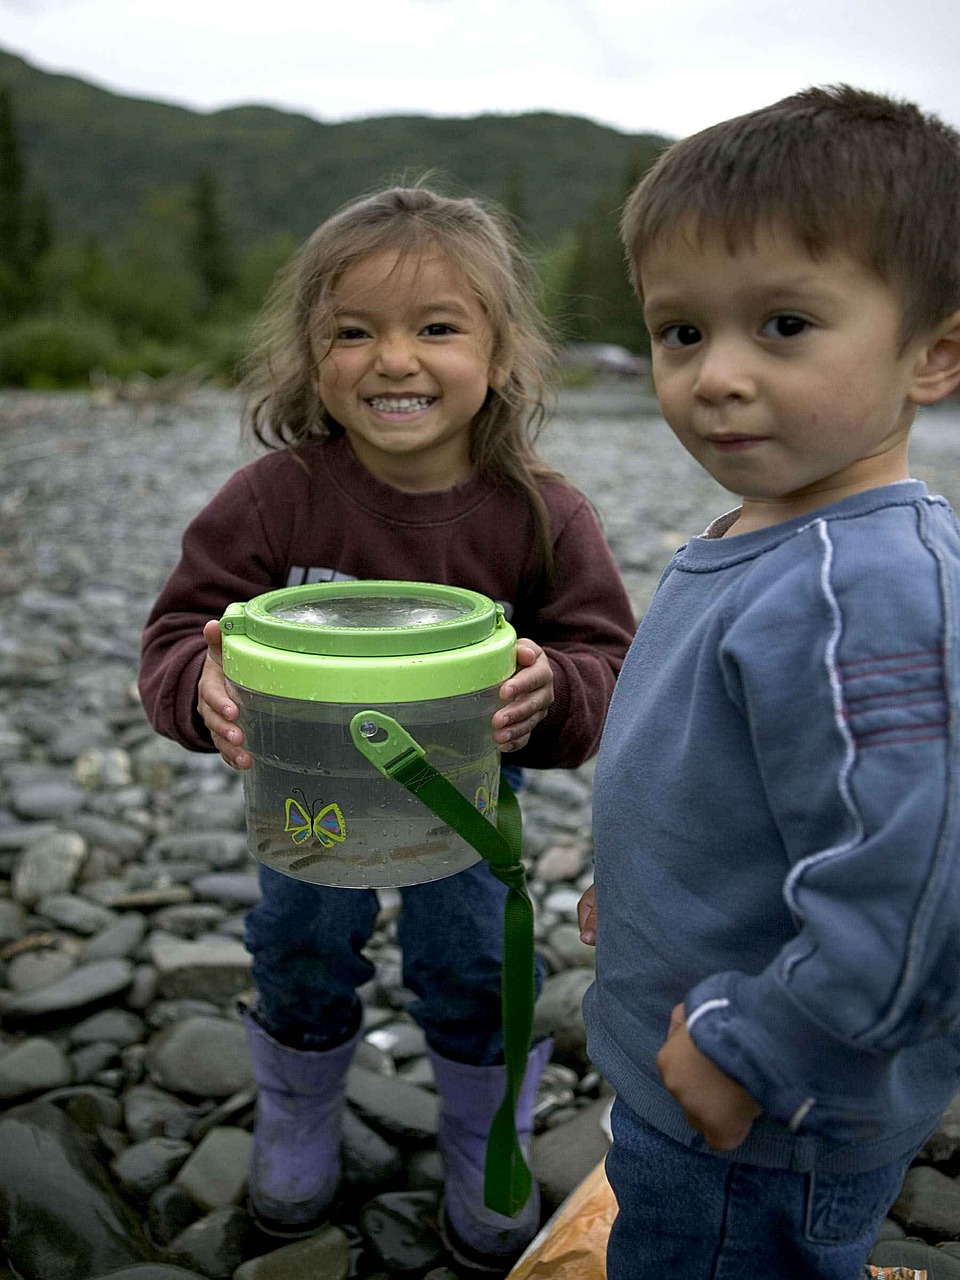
[219,601,247,637]
[350,710,536,1218]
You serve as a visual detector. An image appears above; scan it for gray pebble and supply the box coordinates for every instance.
[232,1225,351,1279]
[71,1008,146,1047]
[166,1204,251,1278]
[891,1164,960,1238]
[0,1035,73,1098]
[12,830,87,905]
[145,1015,253,1098]
[71,1040,121,1081]
[82,912,148,961]
[112,1136,193,1199]
[148,936,251,1001]
[6,945,76,992]
[147,1182,203,1247]
[546,921,597,969]
[75,748,133,790]
[124,1084,197,1144]
[0,897,27,943]
[174,1126,253,1211]
[346,1066,440,1142]
[9,779,87,822]
[0,957,133,1018]
[37,891,117,934]
[534,839,589,883]
[190,871,261,904]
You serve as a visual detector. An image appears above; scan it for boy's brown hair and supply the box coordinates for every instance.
[620,85,960,342]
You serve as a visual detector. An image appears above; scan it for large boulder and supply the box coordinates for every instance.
[0,1100,156,1280]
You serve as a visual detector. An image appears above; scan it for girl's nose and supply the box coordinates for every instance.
[693,341,755,403]
[375,336,420,378]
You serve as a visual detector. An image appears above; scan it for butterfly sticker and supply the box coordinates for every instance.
[283,789,347,847]
[474,770,499,815]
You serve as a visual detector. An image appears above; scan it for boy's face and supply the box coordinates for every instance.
[639,222,933,532]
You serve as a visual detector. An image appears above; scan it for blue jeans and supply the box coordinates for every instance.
[605,1099,915,1280]
[244,768,540,1064]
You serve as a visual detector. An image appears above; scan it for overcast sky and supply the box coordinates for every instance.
[1,0,957,140]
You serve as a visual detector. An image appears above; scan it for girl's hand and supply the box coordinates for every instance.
[656,1003,763,1151]
[494,640,554,752]
[198,619,252,770]
[577,883,597,946]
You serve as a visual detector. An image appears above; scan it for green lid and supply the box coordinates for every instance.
[220,580,517,702]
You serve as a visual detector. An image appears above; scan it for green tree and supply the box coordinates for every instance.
[34,235,110,318]
[1,85,57,316]
[111,189,203,341]
[546,151,651,354]
[0,86,25,269]
[231,231,296,313]
[23,189,53,278]
[502,163,529,242]
[190,166,236,312]
[0,85,27,314]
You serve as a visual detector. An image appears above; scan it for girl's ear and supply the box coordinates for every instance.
[911,309,960,405]
[489,364,511,392]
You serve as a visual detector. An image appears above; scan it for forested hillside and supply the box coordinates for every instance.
[0,46,669,386]
[0,47,666,246]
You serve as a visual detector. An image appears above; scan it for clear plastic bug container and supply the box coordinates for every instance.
[220,581,516,888]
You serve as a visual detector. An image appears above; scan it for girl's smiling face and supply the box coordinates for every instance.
[314,249,499,492]
[640,222,938,533]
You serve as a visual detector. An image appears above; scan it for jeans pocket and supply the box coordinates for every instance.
[804,1160,909,1246]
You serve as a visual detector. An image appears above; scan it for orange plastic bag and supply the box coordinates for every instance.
[505,1159,926,1280]
[506,1159,615,1280]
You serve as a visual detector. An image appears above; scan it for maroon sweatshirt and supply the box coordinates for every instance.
[139,436,635,770]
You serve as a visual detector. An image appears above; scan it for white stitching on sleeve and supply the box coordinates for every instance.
[686,998,730,1031]
[783,521,863,930]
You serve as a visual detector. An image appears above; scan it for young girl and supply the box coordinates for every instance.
[139,186,635,1271]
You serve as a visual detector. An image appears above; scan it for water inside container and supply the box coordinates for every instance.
[269,595,470,629]
[232,684,501,888]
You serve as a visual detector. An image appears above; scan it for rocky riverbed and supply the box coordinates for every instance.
[3,386,960,1280]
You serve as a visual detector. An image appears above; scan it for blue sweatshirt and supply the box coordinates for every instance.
[584,481,960,1173]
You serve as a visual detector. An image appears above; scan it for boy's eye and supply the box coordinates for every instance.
[660,324,701,348]
[761,314,809,338]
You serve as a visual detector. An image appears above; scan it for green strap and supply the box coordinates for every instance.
[350,711,535,1218]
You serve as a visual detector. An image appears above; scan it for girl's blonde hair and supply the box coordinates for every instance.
[243,184,563,572]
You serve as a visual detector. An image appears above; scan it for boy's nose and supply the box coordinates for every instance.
[693,342,755,403]
[375,336,420,378]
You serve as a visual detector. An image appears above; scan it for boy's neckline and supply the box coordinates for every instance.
[679,481,931,566]
[704,478,921,540]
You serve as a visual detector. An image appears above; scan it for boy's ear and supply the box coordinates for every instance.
[910,309,960,406]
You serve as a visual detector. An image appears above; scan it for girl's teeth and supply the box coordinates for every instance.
[368,396,433,412]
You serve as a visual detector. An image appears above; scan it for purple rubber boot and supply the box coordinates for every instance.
[429,1038,554,1273]
[244,1012,360,1238]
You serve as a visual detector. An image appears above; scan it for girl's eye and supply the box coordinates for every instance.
[422,322,457,337]
[660,324,701,349]
[761,314,809,338]
[335,327,368,341]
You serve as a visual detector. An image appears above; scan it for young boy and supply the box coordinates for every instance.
[578,85,960,1279]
